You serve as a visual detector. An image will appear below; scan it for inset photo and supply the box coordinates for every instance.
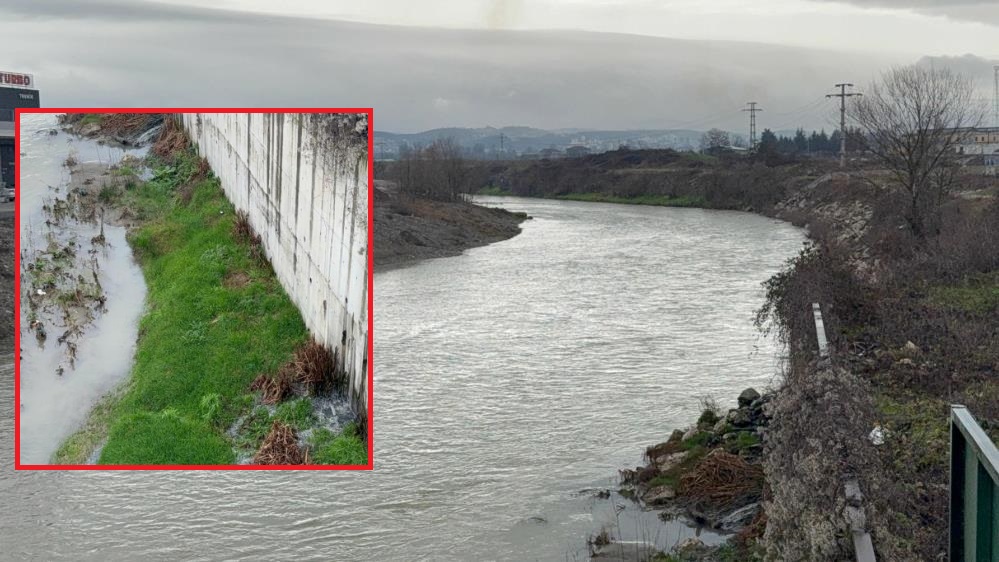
[14,110,372,469]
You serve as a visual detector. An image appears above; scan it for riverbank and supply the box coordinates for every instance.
[373,182,528,268]
[0,215,12,345]
[477,150,998,559]
[50,117,365,465]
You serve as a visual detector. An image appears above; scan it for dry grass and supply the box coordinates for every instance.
[233,210,266,263]
[252,420,306,465]
[151,116,188,158]
[249,367,294,404]
[100,113,153,136]
[293,339,337,393]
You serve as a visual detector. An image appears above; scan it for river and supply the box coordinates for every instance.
[1,186,804,559]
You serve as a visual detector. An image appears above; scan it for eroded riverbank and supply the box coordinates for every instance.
[373,182,528,268]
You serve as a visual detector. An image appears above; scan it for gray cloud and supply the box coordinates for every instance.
[0,0,935,133]
[809,0,999,26]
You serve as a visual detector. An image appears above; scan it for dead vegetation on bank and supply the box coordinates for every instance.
[253,421,306,465]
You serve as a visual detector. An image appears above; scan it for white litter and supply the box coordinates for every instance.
[36,289,46,296]
[868,425,885,445]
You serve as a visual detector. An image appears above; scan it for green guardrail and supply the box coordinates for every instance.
[950,405,999,561]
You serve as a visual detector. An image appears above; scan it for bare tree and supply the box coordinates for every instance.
[393,137,470,201]
[700,128,731,152]
[849,65,983,238]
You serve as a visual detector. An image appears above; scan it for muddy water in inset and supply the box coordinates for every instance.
[17,114,147,464]
[1,117,805,561]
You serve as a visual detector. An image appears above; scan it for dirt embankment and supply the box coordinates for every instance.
[373,182,528,268]
[58,113,165,147]
[481,149,998,559]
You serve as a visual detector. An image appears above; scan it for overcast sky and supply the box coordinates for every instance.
[115,0,999,55]
[1,0,996,132]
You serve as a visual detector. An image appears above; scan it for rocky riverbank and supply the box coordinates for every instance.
[609,389,769,559]
[475,149,998,559]
[373,183,528,268]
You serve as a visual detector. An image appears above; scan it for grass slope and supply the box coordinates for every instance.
[100,161,310,464]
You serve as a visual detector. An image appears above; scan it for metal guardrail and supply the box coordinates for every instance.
[950,405,999,561]
[812,303,876,562]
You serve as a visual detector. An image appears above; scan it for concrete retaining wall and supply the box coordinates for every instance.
[180,113,368,415]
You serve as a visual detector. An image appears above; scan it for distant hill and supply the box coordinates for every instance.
[375,127,715,159]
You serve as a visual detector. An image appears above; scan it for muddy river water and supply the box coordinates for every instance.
[1,117,805,561]
[16,114,147,464]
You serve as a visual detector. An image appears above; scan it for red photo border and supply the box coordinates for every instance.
[13,108,375,470]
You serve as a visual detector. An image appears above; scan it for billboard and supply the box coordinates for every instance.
[0,71,34,90]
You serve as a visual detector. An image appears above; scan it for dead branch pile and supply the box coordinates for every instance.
[151,116,187,158]
[101,113,153,136]
[249,366,294,404]
[252,421,306,465]
[293,339,337,393]
[680,450,763,510]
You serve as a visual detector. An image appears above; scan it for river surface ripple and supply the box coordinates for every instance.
[1,189,804,560]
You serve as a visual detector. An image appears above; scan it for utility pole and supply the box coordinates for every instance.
[993,65,998,128]
[827,83,862,168]
[742,102,762,149]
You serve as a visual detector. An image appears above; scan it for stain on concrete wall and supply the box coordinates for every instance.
[181,113,369,416]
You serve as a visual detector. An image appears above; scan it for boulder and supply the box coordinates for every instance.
[738,388,761,408]
[654,451,688,472]
[712,419,728,434]
[642,485,677,506]
[726,408,752,427]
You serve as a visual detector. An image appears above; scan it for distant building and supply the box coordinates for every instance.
[565,145,590,158]
[538,147,562,159]
[950,126,999,156]
[0,70,40,188]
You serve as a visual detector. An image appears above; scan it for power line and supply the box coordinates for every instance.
[826,83,862,168]
[768,96,828,117]
[658,108,745,131]
[742,102,763,148]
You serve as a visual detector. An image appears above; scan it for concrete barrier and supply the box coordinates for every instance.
[180,113,369,416]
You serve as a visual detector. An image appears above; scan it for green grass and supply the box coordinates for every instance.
[724,431,761,454]
[79,114,102,126]
[308,423,367,465]
[927,274,999,313]
[59,146,311,465]
[647,473,679,489]
[875,394,949,474]
[555,192,708,207]
[274,398,315,431]
[99,410,235,465]
[680,431,713,450]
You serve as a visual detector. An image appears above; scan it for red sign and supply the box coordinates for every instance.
[0,71,34,89]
